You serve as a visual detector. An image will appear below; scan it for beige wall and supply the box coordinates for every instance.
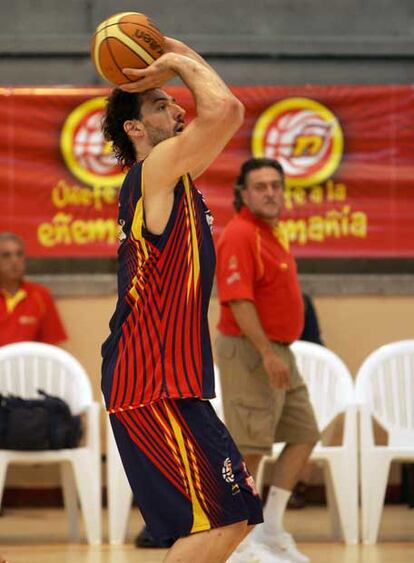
[6,293,413,488]
[59,295,117,385]
[302,296,414,375]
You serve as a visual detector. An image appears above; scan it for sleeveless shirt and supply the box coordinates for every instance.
[101,162,216,412]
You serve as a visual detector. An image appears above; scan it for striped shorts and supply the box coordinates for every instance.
[110,398,263,541]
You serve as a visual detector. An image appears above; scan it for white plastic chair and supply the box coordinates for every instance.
[106,363,224,544]
[255,341,358,544]
[355,339,414,544]
[0,342,101,544]
[106,414,133,544]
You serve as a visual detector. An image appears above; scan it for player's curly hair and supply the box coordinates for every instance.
[233,157,285,211]
[102,89,144,169]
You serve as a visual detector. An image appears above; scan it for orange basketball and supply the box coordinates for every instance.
[91,12,165,85]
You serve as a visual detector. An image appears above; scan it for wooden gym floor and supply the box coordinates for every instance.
[0,505,413,562]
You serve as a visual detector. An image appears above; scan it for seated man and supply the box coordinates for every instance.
[0,232,67,556]
[0,232,67,346]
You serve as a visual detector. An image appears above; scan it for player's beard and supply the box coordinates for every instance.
[145,123,174,147]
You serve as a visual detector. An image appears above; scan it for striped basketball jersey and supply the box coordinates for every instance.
[101,162,216,413]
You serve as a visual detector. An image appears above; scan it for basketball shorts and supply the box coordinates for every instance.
[110,398,263,541]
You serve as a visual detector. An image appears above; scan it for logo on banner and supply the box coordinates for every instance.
[60,97,125,187]
[252,97,343,187]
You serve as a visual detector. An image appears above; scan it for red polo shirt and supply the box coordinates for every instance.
[0,280,67,346]
[216,207,304,343]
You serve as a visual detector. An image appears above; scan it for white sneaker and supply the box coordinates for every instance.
[227,541,289,563]
[226,547,261,563]
[252,528,310,563]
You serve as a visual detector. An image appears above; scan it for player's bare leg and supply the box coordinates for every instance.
[163,520,250,563]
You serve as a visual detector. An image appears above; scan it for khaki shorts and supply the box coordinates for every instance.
[216,334,321,455]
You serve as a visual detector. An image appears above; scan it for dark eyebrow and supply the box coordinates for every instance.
[153,96,171,104]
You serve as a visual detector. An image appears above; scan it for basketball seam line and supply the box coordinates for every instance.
[97,20,161,33]
[104,28,155,66]
[96,12,139,34]
[104,26,130,83]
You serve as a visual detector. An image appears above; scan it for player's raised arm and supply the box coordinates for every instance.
[121,40,245,186]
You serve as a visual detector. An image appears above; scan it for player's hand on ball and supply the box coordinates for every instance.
[91,12,165,86]
[120,53,177,92]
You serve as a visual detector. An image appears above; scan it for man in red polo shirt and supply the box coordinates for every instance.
[0,232,67,346]
[216,158,319,563]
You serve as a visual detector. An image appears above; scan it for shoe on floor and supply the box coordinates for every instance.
[134,525,175,548]
[287,482,307,510]
[251,527,310,563]
[227,542,290,562]
[226,548,261,563]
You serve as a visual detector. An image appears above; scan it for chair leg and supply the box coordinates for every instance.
[361,455,391,544]
[0,456,8,509]
[323,463,341,541]
[324,457,359,545]
[107,422,133,544]
[71,451,102,545]
[60,461,80,542]
[108,461,133,544]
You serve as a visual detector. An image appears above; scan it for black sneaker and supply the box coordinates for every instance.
[134,525,175,548]
[287,481,308,510]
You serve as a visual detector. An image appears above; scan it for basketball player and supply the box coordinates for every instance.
[101,38,277,563]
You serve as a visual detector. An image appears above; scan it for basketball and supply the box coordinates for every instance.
[91,12,165,85]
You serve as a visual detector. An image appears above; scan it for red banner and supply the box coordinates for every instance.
[1,85,414,257]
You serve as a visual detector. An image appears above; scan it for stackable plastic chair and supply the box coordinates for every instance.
[106,363,225,544]
[106,415,133,544]
[256,341,358,544]
[355,340,414,544]
[0,342,101,544]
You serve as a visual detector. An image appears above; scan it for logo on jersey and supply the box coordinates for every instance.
[226,272,241,286]
[197,189,214,233]
[118,219,127,242]
[205,208,214,232]
[60,97,125,188]
[222,457,235,483]
[228,255,238,270]
[18,315,37,325]
[227,255,241,285]
[252,97,344,187]
[242,461,259,496]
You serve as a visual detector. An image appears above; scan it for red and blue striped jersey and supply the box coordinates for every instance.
[101,162,216,412]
